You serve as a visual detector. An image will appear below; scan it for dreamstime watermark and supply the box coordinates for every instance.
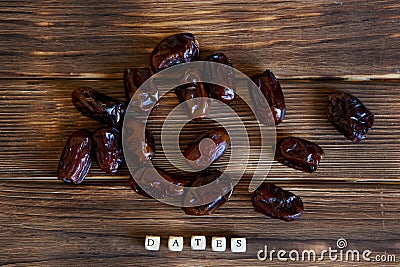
[257,238,396,263]
[122,61,276,207]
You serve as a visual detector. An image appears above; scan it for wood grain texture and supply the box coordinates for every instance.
[1,79,399,182]
[1,0,400,265]
[0,181,399,266]
[0,0,399,78]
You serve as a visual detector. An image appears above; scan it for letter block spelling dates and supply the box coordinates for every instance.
[168,236,184,252]
[145,236,161,251]
[231,238,247,253]
[144,236,247,252]
[191,236,206,251]
[211,237,227,252]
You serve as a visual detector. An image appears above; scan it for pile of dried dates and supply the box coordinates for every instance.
[57,33,374,221]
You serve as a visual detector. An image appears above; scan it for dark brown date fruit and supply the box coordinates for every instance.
[93,126,123,175]
[252,182,304,221]
[205,53,235,104]
[327,92,374,142]
[182,171,233,216]
[57,130,93,184]
[123,68,159,112]
[251,70,286,125]
[123,119,155,163]
[129,167,185,199]
[205,52,232,66]
[275,137,324,173]
[128,175,151,198]
[175,68,210,121]
[150,33,200,73]
[72,86,126,126]
[183,127,230,170]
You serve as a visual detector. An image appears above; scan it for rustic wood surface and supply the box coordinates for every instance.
[0,181,399,266]
[0,0,399,79]
[0,0,399,266]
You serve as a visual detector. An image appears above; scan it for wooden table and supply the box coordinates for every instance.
[1,1,399,266]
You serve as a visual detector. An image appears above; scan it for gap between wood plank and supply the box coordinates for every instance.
[2,177,400,185]
[0,75,399,82]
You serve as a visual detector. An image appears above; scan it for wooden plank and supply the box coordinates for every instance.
[0,0,399,78]
[0,181,398,266]
[0,79,399,182]
[0,1,399,266]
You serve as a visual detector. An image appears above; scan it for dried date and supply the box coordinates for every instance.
[129,167,185,199]
[326,92,374,142]
[205,53,235,104]
[175,68,210,121]
[150,33,200,73]
[124,119,155,163]
[72,86,126,126]
[123,68,159,112]
[252,182,304,221]
[182,171,233,216]
[183,127,230,170]
[275,137,323,173]
[128,175,151,198]
[93,126,123,175]
[251,70,286,125]
[57,130,93,184]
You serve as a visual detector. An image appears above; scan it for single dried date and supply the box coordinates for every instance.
[182,171,233,216]
[129,167,185,199]
[150,33,200,73]
[252,182,304,221]
[175,68,210,121]
[327,92,374,142]
[205,53,235,104]
[57,130,93,184]
[183,127,230,170]
[123,68,159,112]
[93,126,123,175]
[124,119,155,163]
[72,86,126,126]
[251,70,286,125]
[275,137,323,173]
[128,175,151,198]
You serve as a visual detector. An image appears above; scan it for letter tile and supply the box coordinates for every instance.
[145,235,160,251]
[211,237,226,252]
[168,236,184,251]
[191,236,206,250]
[231,238,246,252]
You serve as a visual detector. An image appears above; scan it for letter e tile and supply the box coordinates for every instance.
[211,237,226,252]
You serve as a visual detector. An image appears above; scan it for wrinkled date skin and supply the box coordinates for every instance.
[150,33,200,73]
[128,167,185,199]
[93,126,124,175]
[327,92,374,142]
[183,127,230,170]
[72,86,126,126]
[182,171,233,216]
[275,137,324,173]
[123,68,159,112]
[205,53,235,104]
[128,175,151,198]
[175,69,210,121]
[57,130,93,184]
[252,182,304,221]
[124,120,155,163]
[251,70,286,125]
